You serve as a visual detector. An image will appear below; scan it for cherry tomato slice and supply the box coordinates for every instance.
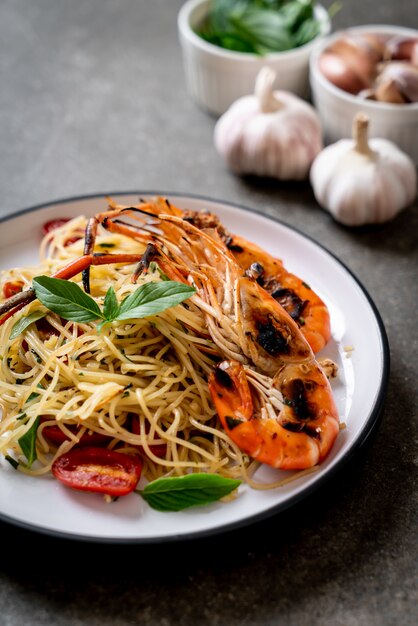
[42,218,71,234]
[42,219,82,246]
[41,420,110,447]
[64,236,81,247]
[131,415,167,458]
[52,447,142,496]
[3,281,24,298]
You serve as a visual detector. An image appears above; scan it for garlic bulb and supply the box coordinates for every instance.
[310,113,417,226]
[214,67,322,180]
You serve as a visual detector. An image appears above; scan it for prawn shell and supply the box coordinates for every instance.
[209,360,339,471]
[237,277,312,376]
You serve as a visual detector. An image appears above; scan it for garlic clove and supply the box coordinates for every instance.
[375,62,418,103]
[385,35,418,63]
[310,113,417,226]
[375,77,407,104]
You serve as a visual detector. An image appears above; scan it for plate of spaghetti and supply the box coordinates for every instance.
[0,193,389,542]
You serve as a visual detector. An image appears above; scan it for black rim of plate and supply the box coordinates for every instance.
[0,191,390,543]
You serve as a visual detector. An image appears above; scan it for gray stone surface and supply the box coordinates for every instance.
[0,1,417,624]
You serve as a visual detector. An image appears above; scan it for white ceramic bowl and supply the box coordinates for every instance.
[309,24,418,165]
[178,0,331,115]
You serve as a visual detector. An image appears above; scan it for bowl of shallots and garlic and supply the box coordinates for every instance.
[309,24,418,164]
[178,0,331,115]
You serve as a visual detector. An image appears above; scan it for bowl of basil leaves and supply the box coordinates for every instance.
[178,0,331,115]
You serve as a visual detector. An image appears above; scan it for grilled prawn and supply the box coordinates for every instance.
[0,200,339,471]
[92,196,331,353]
[96,207,339,471]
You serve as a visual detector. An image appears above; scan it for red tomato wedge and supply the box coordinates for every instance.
[3,280,24,298]
[42,219,82,246]
[51,447,142,496]
[63,236,82,247]
[42,218,71,234]
[42,217,82,246]
[42,421,110,447]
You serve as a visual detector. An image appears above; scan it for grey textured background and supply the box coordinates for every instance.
[0,1,417,625]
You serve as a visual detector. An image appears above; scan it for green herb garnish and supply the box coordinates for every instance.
[116,282,196,321]
[102,286,120,322]
[196,0,328,55]
[138,473,241,512]
[122,383,133,398]
[26,391,40,403]
[10,311,46,341]
[5,455,19,470]
[25,383,44,405]
[18,416,40,467]
[15,276,197,335]
[30,349,42,364]
[32,276,102,323]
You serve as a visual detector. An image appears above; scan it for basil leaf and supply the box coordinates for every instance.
[10,311,46,340]
[26,392,39,403]
[5,455,19,470]
[18,416,40,467]
[30,348,42,364]
[207,32,256,52]
[33,276,104,323]
[197,0,321,54]
[231,9,294,53]
[116,281,195,321]
[293,17,321,46]
[103,287,120,320]
[140,473,241,512]
[26,384,43,404]
[210,0,244,33]
[281,0,314,32]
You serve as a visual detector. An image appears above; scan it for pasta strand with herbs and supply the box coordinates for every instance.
[0,217,254,484]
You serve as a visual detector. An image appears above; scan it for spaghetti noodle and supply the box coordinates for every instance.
[0,217,258,485]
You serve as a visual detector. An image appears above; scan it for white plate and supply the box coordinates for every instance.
[0,193,389,542]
